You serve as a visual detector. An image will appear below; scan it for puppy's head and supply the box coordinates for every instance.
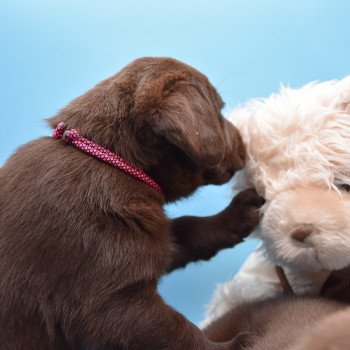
[261,187,350,272]
[48,57,245,201]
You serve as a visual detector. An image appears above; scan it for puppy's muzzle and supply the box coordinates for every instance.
[204,120,246,184]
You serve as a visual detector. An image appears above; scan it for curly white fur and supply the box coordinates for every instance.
[202,76,350,327]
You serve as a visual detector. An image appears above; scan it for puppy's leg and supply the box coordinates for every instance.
[167,189,263,272]
[78,286,240,350]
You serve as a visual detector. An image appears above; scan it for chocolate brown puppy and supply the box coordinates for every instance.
[290,307,350,350]
[0,57,261,350]
[204,296,347,350]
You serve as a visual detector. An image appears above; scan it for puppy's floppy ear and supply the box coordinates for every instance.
[135,72,226,167]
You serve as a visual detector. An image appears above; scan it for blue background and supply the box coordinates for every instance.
[1,0,349,325]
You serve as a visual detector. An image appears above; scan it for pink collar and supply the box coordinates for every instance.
[52,122,164,196]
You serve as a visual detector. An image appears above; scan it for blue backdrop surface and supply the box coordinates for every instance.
[1,0,349,325]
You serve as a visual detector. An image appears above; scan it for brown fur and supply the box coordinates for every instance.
[290,306,350,350]
[0,57,262,349]
[204,296,347,350]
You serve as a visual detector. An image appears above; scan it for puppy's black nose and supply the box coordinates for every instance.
[290,224,315,243]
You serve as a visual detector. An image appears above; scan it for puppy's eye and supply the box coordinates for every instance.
[336,183,350,192]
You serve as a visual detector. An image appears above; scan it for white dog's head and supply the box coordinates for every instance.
[230,77,350,272]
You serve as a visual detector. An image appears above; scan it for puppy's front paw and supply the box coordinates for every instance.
[221,188,265,238]
[231,188,265,209]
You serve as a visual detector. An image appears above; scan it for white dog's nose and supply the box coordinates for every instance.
[290,224,317,243]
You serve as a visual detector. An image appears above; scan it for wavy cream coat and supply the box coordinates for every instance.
[202,76,350,327]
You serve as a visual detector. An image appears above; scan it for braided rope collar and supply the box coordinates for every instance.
[52,122,164,196]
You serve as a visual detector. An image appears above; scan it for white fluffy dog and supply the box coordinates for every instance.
[202,76,350,327]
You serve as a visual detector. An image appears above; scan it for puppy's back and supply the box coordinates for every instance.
[290,307,350,350]
[204,297,345,350]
